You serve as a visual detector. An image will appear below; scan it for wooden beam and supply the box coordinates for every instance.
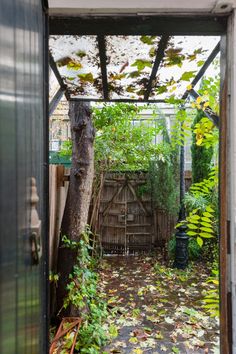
[144,35,170,100]
[97,35,109,100]
[49,15,227,36]
[182,41,220,100]
[48,0,233,15]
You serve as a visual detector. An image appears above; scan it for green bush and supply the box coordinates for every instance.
[147,143,179,215]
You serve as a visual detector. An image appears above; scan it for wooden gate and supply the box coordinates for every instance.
[98,172,154,254]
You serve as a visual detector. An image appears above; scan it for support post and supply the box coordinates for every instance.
[174,119,188,269]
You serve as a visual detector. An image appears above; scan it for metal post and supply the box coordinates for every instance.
[179,136,186,221]
[174,120,189,269]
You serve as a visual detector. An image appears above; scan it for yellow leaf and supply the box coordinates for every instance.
[196,96,202,104]
[187,84,192,91]
[191,102,196,108]
[132,350,143,354]
[196,138,203,146]
[203,101,210,108]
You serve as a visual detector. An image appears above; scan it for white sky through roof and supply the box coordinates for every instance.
[49,35,220,101]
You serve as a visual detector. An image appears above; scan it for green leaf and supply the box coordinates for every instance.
[140,35,157,45]
[190,214,201,220]
[197,236,203,247]
[199,232,214,238]
[78,72,94,83]
[197,60,205,67]
[131,59,152,72]
[149,47,156,58]
[200,221,212,228]
[188,224,198,229]
[156,86,168,94]
[76,50,86,58]
[128,71,140,78]
[180,71,196,81]
[200,227,214,233]
[109,324,119,338]
[203,211,213,218]
[206,205,215,213]
[187,231,197,236]
[67,60,83,70]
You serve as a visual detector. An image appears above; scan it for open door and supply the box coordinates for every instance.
[0,0,48,353]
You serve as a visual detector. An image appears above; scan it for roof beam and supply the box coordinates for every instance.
[97,35,109,100]
[49,52,70,100]
[145,35,170,101]
[49,15,227,36]
[182,41,220,100]
[189,89,219,127]
[49,87,65,116]
[69,97,166,103]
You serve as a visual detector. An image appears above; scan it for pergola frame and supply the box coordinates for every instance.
[49,23,221,124]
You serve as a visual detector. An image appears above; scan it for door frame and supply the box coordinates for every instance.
[42,1,50,352]
[48,7,236,353]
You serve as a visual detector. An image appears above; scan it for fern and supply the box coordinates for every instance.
[202,268,219,318]
[177,168,218,248]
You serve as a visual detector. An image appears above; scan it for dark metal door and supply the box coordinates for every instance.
[0,1,48,353]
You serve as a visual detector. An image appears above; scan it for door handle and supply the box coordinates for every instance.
[29,177,42,265]
[30,232,41,265]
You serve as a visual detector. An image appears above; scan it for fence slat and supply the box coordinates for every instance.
[49,165,69,271]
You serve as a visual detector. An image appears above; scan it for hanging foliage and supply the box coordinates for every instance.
[191,110,214,183]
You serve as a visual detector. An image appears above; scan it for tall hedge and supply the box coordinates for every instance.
[191,110,213,183]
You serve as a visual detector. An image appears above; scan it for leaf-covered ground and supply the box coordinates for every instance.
[99,256,219,354]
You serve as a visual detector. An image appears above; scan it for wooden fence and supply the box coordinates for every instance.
[49,168,191,260]
[154,209,177,245]
[49,165,69,272]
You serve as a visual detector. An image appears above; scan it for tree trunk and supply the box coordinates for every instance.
[56,101,95,317]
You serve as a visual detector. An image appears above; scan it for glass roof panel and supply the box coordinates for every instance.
[151,36,220,100]
[49,35,102,99]
[49,35,220,102]
[106,35,161,100]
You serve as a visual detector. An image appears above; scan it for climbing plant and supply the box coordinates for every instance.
[61,227,111,353]
[191,110,214,183]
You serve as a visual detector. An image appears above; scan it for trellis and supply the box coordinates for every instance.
[49,16,222,129]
